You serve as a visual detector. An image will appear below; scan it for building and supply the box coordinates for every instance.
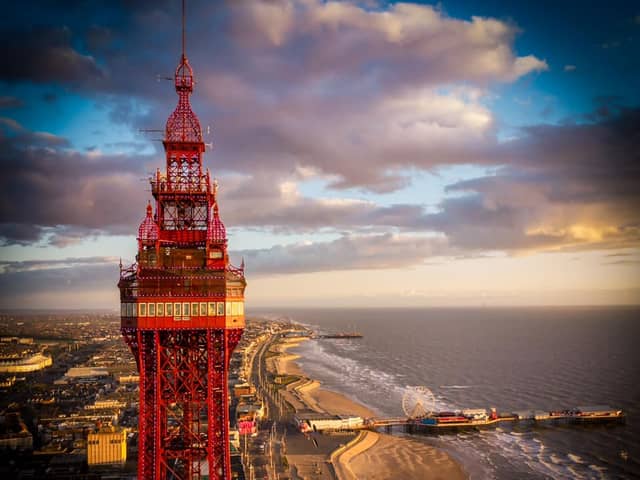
[65,367,110,378]
[0,353,52,373]
[117,374,140,384]
[0,376,16,388]
[294,413,365,432]
[117,5,246,479]
[86,399,127,410]
[228,429,240,450]
[236,402,264,422]
[87,427,127,465]
[233,383,255,399]
[0,412,33,450]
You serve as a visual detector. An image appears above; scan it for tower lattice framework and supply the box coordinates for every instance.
[118,8,246,478]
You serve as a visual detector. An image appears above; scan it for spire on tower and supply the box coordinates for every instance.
[165,0,202,143]
[138,201,159,246]
[207,202,227,243]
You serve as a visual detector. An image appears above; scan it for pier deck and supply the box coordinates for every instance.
[368,408,624,431]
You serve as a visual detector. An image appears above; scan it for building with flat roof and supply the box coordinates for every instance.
[66,367,110,378]
[117,374,139,384]
[87,427,127,466]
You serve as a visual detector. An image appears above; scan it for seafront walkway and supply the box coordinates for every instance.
[253,333,350,480]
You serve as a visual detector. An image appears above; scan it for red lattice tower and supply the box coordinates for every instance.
[118,4,246,478]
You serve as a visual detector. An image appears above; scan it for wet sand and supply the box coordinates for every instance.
[346,431,467,480]
[270,338,306,376]
[270,336,468,480]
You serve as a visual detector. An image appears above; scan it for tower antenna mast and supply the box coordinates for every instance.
[182,0,186,59]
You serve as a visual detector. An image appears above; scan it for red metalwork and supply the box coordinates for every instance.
[166,54,202,143]
[207,203,226,244]
[118,4,246,479]
[138,202,160,249]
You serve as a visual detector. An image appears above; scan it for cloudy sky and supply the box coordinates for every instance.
[1,0,638,309]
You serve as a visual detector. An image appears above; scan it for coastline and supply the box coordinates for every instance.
[268,336,468,480]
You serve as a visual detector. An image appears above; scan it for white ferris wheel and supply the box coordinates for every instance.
[402,386,436,419]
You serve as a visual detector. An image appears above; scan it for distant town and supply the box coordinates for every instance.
[0,312,315,479]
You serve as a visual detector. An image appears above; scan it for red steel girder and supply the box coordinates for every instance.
[123,327,243,480]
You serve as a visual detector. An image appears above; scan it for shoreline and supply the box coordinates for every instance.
[268,336,468,480]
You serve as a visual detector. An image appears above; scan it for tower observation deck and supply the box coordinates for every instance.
[118,5,246,478]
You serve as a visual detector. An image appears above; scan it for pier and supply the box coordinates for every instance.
[367,405,625,433]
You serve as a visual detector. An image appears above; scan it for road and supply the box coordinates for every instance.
[242,333,354,480]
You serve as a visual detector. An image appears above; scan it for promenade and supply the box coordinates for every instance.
[248,332,467,480]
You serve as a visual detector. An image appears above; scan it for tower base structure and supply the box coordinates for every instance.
[120,325,242,479]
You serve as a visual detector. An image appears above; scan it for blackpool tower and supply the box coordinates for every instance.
[118,5,246,478]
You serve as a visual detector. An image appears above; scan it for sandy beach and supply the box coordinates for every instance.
[344,431,467,480]
[269,336,468,480]
[270,338,306,376]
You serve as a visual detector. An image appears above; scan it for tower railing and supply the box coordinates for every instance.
[151,179,210,194]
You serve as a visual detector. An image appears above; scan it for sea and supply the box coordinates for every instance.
[258,306,640,480]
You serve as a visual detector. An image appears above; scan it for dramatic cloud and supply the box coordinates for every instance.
[0,119,150,245]
[0,117,444,244]
[240,233,448,275]
[0,256,119,275]
[0,26,104,85]
[0,0,547,190]
[0,262,120,308]
[0,235,448,307]
[0,116,440,244]
[227,1,547,86]
[197,1,547,189]
[424,107,640,252]
[218,172,431,232]
[2,105,638,258]
[211,86,498,191]
[0,255,131,308]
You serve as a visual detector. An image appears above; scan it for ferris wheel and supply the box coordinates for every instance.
[402,386,436,419]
